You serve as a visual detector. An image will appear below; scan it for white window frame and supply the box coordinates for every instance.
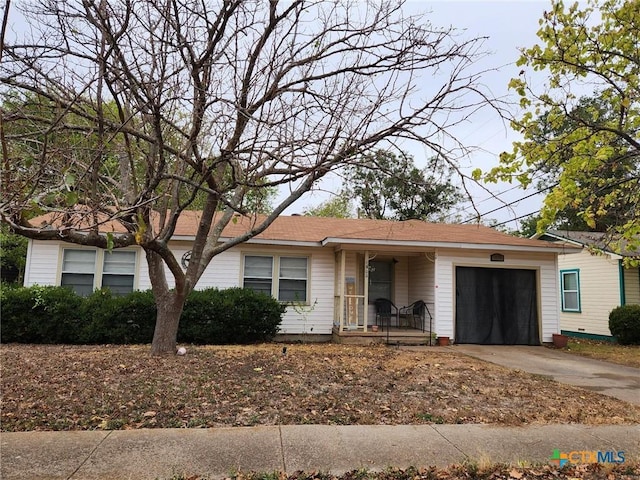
[61,249,97,297]
[102,250,137,295]
[60,247,137,296]
[560,269,581,312]
[242,254,310,304]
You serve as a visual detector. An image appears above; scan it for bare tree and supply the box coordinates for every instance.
[1,0,494,354]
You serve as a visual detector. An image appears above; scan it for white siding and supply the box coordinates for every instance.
[275,247,335,335]
[151,243,336,335]
[408,255,435,305]
[232,245,335,335]
[24,240,61,286]
[434,249,559,343]
[558,250,621,337]
[408,255,436,330]
[624,266,640,305]
[25,240,335,335]
[394,257,409,309]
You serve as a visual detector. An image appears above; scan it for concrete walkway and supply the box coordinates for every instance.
[446,345,640,405]
[2,424,639,479]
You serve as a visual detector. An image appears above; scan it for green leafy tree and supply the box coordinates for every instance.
[304,192,353,219]
[482,0,640,253]
[1,1,493,354]
[347,151,461,221]
[0,226,27,284]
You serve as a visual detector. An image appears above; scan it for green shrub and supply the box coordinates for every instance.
[0,285,83,343]
[80,289,156,344]
[180,287,284,344]
[2,285,282,345]
[609,304,640,345]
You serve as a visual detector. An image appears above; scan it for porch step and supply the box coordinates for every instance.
[331,327,434,346]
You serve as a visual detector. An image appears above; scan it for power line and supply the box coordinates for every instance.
[460,182,558,224]
[491,209,542,228]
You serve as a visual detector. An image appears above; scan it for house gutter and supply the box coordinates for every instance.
[170,235,321,248]
[320,237,578,254]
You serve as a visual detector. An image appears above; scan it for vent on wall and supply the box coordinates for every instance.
[490,253,505,262]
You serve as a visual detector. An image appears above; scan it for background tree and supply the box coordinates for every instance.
[482,0,639,253]
[1,0,493,354]
[346,150,462,221]
[0,226,27,284]
[303,192,353,219]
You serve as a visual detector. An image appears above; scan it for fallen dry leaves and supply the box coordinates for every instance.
[228,463,640,480]
[1,343,639,432]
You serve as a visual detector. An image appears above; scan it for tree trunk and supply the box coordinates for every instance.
[150,291,186,355]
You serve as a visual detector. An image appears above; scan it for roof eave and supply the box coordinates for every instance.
[538,231,627,257]
[321,237,577,253]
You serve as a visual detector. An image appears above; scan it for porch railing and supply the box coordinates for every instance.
[334,294,367,331]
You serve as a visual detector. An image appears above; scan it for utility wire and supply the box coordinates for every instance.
[460,182,558,224]
[491,209,542,228]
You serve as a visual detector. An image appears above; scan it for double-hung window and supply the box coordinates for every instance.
[61,249,97,297]
[61,249,136,296]
[560,269,580,312]
[278,257,308,302]
[243,255,308,302]
[102,251,136,295]
[243,256,274,296]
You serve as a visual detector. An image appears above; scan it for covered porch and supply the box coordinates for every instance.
[331,247,435,344]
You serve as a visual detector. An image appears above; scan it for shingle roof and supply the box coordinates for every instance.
[176,213,567,251]
[29,210,567,251]
[544,230,639,257]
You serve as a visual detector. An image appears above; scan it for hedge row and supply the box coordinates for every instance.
[0,285,284,345]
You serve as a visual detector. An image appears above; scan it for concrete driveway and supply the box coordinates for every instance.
[448,345,640,405]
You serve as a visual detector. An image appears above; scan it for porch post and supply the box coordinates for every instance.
[363,250,369,329]
[339,249,346,331]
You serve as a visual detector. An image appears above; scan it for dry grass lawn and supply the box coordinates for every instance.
[2,343,639,432]
[563,339,640,368]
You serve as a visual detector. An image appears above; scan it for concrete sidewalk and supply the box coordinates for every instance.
[2,424,638,479]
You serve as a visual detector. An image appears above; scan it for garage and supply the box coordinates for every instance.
[455,266,540,345]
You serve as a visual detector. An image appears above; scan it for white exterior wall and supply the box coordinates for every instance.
[394,257,409,309]
[408,255,436,330]
[136,243,241,291]
[624,267,640,305]
[237,244,335,335]
[557,250,621,337]
[24,240,60,286]
[25,239,335,335]
[434,248,559,342]
[408,255,435,305]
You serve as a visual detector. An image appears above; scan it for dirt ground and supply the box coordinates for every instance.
[2,343,639,432]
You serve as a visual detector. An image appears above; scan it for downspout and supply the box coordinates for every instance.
[618,260,626,306]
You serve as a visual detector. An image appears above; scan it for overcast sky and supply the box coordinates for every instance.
[295,0,553,230]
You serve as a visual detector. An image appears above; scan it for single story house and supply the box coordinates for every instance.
[23,214,576,345]
[536,230,640,340]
